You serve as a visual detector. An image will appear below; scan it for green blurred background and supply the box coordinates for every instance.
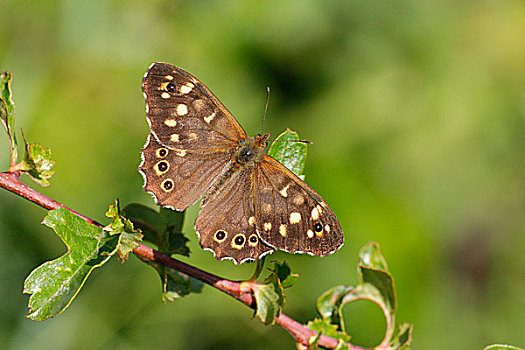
[1,1,524,349]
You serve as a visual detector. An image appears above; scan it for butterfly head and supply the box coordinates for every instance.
[254,133,271,148]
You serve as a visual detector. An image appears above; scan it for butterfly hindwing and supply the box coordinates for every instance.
[253,155,344,256]
[139,134,233,210]
[195,166,274,263]
[142,62,246,151]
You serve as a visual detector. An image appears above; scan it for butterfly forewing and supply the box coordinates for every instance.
[142,62,246,151]
[253,155,344,256]
[139,134,233,210]
[195,166,274,263]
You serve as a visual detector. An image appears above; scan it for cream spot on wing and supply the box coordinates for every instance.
[176,104,188,116]
[161,92,170,99]
[311,207,320,221]
[170,134,180,142]
[164,118,177,127]
[179,82,194,94]
[279,184,290,197]
[289,212,301,224]
[263,222,272,231]
[248,216,255,225]
[165,75,174,80]
[188,132,197,140]
[279,224,287,237]
[294,195,304,205]
[204,112,216,124]
[175,149,187,157]
[325,224,331,233]
[192,99,206,112]
[307,229,314,238]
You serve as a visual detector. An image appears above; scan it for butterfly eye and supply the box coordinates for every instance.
[166,82,176,92]
[314,223,323,233]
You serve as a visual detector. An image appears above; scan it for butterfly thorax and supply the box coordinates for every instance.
[234,133,270,167]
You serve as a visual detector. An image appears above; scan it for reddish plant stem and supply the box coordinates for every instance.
[0,172,99,226]
[0,171,366,349]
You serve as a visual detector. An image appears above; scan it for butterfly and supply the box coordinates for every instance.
[139,62,344,264]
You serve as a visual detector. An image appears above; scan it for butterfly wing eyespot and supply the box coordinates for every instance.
[156,147,168,158]
[248,234,259,247]
[213,230,228,243]
[139,134,232,210]
[166,82,176,92]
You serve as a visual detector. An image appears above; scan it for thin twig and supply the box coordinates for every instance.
[0,171,366,349]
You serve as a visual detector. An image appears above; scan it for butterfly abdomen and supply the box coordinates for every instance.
[201,162,239,207]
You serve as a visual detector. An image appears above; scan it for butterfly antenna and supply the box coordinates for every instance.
[262,86,270,134]
[271,138,313,145]
[261,86,312,144]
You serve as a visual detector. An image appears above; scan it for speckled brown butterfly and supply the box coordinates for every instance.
[139,62,344,264]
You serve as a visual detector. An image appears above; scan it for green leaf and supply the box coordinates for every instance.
[122,203,187,256]
[0,72,15,119]
[484,345,524,350]
[23,208,120,321]
[390,323,413,350]
[307,318,351,344]
[316,285,354,331]
[312,242,412,349]
[104,200,143,261]
[268,128,307,179]
[358,242,396,315]
[268,261,299,289]
[13,138,55,186]
[359,241,389,270]
[245,280,284,325]
[245,261,297,325]
[146,262,203,301]
[1,71,18,166]
[249,256,267,282]
[121,203,200,300]
[308,329,323,349]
